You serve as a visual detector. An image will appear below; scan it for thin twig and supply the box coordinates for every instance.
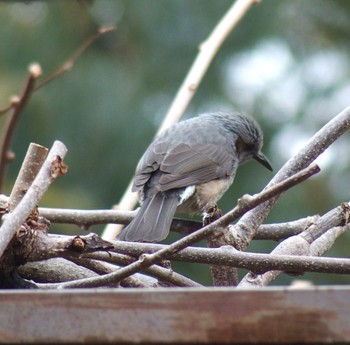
[102,0,261,241]
[79,252,203,288]
[67,257,151,288]
[0,141,68,258]
[0,64,42,192]
[0,103,14,116]
[35,26,116,90]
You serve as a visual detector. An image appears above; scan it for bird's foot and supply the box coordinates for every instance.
[202,205,222,226]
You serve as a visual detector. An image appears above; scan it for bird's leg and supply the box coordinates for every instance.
[202,204,222,226]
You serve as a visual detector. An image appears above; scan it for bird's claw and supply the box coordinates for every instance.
[202,205,222,226]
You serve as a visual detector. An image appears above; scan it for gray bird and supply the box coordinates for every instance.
[119,111,272,242]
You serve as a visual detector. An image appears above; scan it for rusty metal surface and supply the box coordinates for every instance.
[0,286,349,344]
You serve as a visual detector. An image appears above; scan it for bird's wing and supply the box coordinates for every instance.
[157,141,235,191]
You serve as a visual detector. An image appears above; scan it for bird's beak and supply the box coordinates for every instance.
[254,152,273,171]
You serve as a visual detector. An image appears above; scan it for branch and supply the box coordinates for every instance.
[38,207,137,229]
[253,216,319,240]
[0,64,42,191]
[36,206,318,241]
[18,258,98,283]
[38,254,202,289]
[102,0,261,241]
[71,252,203,288]
[238,203,350,287]
[0,140,68,259]
[90,243,350,276]
[231,104,350,250]
[207,227,239,286]
[78,252,203,288]
[67,257,154,288]
[99,233,350,275]
[35,26,116,90]
[8,143,48,211]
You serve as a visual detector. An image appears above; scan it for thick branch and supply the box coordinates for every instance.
[238,203,350,287]
[18,258,98,283]
[8,143,48,211]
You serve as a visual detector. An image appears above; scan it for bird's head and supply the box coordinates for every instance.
[221,112,273,171]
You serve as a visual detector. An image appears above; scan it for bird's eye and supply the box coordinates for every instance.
[236,137,253,152]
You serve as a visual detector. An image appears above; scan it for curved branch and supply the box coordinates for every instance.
[0,64,42,191]
[35,26,116,90]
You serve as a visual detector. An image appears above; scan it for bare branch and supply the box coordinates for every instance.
[67,257,154,288]
[0,102,14,116]
[238,203,350,287]
[253,216,319,240]
[102,0,261,241]
[18,258,98,283]
[36,205,318,241]
[0,64,42,191]
[207,229,239,286]
[38,254,202,289]
[35,26,116,90]
[80,252,203,288]
[8,143,48,211]
[310,225,349,256]
[0,141,67,259]
[302,202,350,243]
[38,207,137,229]
[105,234,350,275]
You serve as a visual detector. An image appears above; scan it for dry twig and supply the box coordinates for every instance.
[0,64,42,191]
[35,26,116,90]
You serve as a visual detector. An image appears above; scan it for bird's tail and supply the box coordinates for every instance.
[118,192,179,242]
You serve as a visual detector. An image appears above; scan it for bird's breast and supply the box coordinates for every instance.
[177,176,234,214]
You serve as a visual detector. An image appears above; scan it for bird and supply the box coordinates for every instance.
[118,111,272,243]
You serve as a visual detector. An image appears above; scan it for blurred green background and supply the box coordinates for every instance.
[0,0,349,285]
